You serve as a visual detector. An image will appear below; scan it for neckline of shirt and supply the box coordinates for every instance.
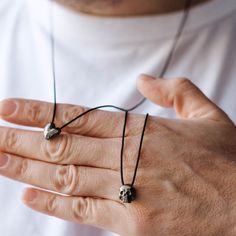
[26,0,236,43]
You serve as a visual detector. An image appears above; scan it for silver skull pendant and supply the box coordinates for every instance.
[119,184,135,203]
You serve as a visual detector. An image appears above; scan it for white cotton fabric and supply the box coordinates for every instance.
[0,0,236,235]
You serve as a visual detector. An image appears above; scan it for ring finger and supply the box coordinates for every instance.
[0,152,120,201]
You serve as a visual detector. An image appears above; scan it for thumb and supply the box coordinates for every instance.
[137,74,233,123]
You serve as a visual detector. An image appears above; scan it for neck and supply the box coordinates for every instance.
[55,0,211,16]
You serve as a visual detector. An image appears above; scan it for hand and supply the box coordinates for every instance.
[0,76,236,236]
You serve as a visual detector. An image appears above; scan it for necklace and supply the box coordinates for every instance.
[44,0,192,203]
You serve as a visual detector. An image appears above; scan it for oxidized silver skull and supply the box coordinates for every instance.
[119,185,135,203]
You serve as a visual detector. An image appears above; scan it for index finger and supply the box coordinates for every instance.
[0,99,145,138]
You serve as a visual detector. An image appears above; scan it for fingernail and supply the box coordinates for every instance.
[0,100,17,116]
[23,189,38,202]
[0,154,9,168]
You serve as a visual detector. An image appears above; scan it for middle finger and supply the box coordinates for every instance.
[0,126,125,170]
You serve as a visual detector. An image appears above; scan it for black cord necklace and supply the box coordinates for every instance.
[44,0,192,203]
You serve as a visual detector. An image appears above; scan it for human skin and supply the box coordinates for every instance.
[55,0,211,16]
[0,76,236,235]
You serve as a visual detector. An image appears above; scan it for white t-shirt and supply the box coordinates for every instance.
[0,0,236,235]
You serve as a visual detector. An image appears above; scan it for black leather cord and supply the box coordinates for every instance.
[47,0,192,202]
[49,0,193,126]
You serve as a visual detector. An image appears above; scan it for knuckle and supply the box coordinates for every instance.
[98,139,118,170]
[62,105,80,126]
[62,106,90,132]
[25,101,43,123]
[174,77,192,89]
[16,159,28,178]
[131,207,165,235]
[132,216,147,235]
[54,165,77,195]
[46,195,57,213]
[4,129,18,150]
[41,133,72,163]
[72,197,90,223]
[123,137,138,169]
[75,167,86,195]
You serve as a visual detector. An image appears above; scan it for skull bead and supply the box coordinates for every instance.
[119,184,135,203]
